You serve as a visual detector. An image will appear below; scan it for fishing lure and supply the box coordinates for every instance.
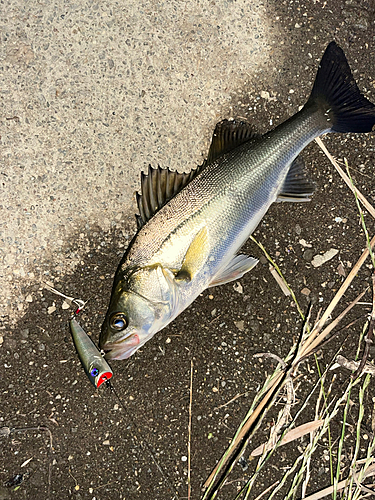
[43,283,113,387]
[70,317,113,388]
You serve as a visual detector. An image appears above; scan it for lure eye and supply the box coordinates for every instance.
[91,368,99,377]
[110,313,128,331]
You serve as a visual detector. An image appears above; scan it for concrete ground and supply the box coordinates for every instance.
[1,0,272,322]
[1,0,375,499]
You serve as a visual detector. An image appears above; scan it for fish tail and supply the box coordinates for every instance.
[308,41,375,133]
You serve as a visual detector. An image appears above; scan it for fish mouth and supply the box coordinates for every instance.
[101,334,140,360]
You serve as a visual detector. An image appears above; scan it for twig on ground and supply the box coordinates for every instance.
[269,265,291,296]
[213,392,248,410]
[188,359,193,500]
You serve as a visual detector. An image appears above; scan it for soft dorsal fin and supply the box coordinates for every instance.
[277,156,315,202]
[206,119,259,164]
[136,165,202,227]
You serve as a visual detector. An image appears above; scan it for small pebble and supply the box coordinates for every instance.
[311,249,339,268]
[299,239,312,248]
[337,262,346,277]
[48,305,56,314]
[303,249,315,262]
[234,320,245,331]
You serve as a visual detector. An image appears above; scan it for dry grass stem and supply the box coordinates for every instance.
[332,354,375,375]
[203,369,285,490]
[252,354,294,456]
[352,272,375,379]
[302,478,351,500]
[253,481,280,500]
[353,463,375,495]
[315,137,375,219]
[299,289,367,360]
[250,420,324,457]
[302,459,375,500]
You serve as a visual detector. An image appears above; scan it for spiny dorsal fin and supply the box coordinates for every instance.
[136,165,201,227]
[277,156,315,202]
[206,119,259,164]
[135,119,259,228]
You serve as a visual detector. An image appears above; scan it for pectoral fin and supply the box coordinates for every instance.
[209,254,258,287]
[175,227,210,282]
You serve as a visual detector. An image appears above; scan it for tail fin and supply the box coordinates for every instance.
[308,41,375,133]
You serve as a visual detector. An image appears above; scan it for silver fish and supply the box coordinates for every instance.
[100,42,375,360]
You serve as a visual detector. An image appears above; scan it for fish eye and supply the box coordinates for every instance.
[110,313,128,331]
[91,368,99,377]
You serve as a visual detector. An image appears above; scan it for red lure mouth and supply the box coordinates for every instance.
[96,371,113,388]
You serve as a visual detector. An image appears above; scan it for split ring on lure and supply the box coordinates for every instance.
[70,317,113,388]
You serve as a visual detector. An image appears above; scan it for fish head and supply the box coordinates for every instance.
[100,264,176,360]
[99,291,156,360]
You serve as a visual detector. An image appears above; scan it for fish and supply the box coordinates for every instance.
[70,317,113,387]
[100,41,375,360]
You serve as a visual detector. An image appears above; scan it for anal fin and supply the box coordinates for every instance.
[277,156,315,202]
[209,254,258,287]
